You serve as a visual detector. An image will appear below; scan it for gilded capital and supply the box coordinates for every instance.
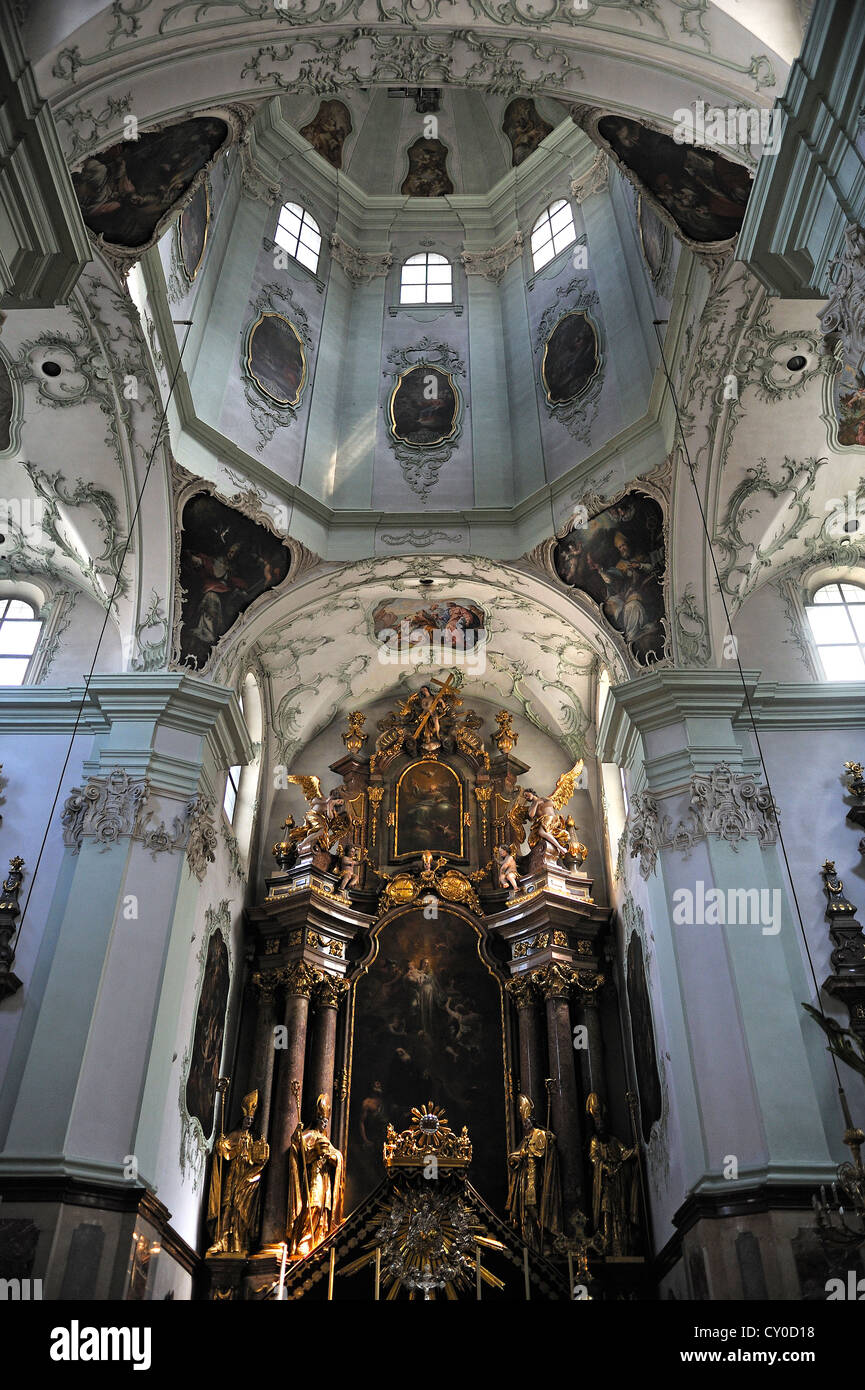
[506,975,538,1009]
[315,974,348,1010]
[532,961,577,1000]
[281,961,321,998]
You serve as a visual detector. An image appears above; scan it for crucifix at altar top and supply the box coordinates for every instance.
[412,673,463,743]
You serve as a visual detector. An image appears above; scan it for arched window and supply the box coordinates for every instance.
[531,199,576,272]
[806,582,865,679]
[274,202,322,274]
[223,674,263,864]
[0,597,43,685]
[400,252,452,305]
[597,666,611,727]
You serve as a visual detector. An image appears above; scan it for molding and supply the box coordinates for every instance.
[0,6,90,306]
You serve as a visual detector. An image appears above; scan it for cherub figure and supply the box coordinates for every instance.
[334,843,362,894]
[565,816,588,867]
[494,842,521,892]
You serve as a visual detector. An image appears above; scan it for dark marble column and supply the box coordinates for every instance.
[248,972,279,1141]
[535,963,584,1224]
[261,962,319,1247]
[506,976,544,1113]
[575,974,606,1104]
[307,974,346,1116]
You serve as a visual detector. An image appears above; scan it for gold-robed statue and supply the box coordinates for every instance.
[506,1093,562,1254]
[206,1090,270,1257]
[586,1092,641,1256]
[287,1093,345,1258]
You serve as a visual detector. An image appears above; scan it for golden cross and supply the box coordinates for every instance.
[413,672,462,740]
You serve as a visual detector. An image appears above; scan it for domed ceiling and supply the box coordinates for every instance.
[279,89,571,194]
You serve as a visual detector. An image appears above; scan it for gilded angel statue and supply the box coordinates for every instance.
[286,775,350,855]
[507,761,585,863]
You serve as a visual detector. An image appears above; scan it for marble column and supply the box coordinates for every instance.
[535,963,584,1223]
[575,974,606,1104]
[261,962,319,1246]
[307,974,346,1117]
[506,976,544,1112]
[248,973,279,1142]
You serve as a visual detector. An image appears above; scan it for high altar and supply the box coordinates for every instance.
[204,677,646,1301]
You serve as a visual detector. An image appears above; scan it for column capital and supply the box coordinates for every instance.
[532,961,578,1001]
[505,975,539,1009]
[280,962,321,998]
[315,974,348,1010]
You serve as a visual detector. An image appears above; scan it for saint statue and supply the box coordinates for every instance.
[505,1093,562,1254]
[206,1090,269,1257]
[287,1094,345,1257]
[586,1092,641,1256]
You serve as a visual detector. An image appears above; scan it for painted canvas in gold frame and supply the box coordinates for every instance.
[245,311,308,408]
[393,759,463,860]
[541,309,600,407]
[388,364,459,448]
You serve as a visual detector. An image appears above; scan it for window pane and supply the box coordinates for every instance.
[850,607,865,641]
[273,226,296,254]
[820,645,865,680]
[5,600,34,619]
[295,243,319,272]
[426,284,452,303]
[841,584,865,603]
[533,242,554,270]
[279,209,302,236]
[427,253,447,265]
[0,657,29,685]
[0,619,41,656]
[550,205,573,233]
[531,226,551,251]
[426,264,451,283]
[401,266,426,284]
[400,284,425,303]
[299,225,321,252]
[553,227,576,254]
[812,585,841,603]
[807,606,855,643]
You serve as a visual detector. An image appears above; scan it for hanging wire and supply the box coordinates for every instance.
[650,316,853,1127]
[11,318,195,951]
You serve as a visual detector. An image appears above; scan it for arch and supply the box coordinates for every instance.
[804,581,865,680]
[399,252,453,306]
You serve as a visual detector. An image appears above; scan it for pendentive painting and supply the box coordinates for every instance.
[401,138,454,197]
[245,312,308,408]
[626,931,663,1142]
[72,116,228,249]
[178,492,291,669]
[178,179,210,282]
[503,97,553,166]
[832,363,865,446]
[372,598,485,650]
[346,908,506,1211]
[541,310,600,405]
[299,99,352,169]
[185,929,230,1141]
[394,760,463,859]
[596,115,751,245]
[553,491,666,664]
[389,365,459,447]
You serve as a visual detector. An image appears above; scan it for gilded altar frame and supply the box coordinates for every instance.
[393,758,464,861]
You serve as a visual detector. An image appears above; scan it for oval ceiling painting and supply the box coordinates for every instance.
[389,364,459,448]
[246,312,308,408]
[179,179,210,282]
[541,310,600,406]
